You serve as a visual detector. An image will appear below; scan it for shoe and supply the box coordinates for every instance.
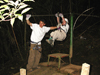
[32,66,41,71]
[36,66,41,69]
[46,39,50,44]
[51,41,54,46]
[27,69,33,73]
[46,39,54,46]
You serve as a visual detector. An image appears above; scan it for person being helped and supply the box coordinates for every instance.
[26,14,57,72]
[46,13,69,46]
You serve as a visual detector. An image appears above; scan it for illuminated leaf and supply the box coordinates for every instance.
[15,1,19,6]
[19,3,26,6]
[0,5,8,8]
[0,15,4,20]
[18,15,23,22]
[10,18,15,27]
[24,0,35,2]
[15,14,23,22]
[21,8,32,14]
[0,9,8,12]
[8,1,15,6]
[4,0,8,2]
[0,1,4,3]
[3,13,9,16]
[18,4,28,10]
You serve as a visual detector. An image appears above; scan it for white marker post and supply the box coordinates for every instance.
[81,63,90,75]
[20,68,26,75]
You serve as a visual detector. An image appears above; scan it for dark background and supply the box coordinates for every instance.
[0,0,100,75]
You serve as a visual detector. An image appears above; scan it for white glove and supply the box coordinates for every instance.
[26,14,31,20]
[55,13,59,17]
[59,13,64,18]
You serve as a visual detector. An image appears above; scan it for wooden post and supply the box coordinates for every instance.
[20,68,26,75]
[81,63,90,75]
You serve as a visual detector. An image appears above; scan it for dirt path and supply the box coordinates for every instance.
[14,66,66,75]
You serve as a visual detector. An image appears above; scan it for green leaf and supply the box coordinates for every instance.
[3,13,9,16]
[0,9,8,12]
[24,0,35,2]
[15,14,23,22]
[18,4,28,10]
[0,15,3,19]
[1,11,4,14]
[4,0,8,2]
[15,1,19,6]
[0,5,9,9]
[0,1,4,3]
[10,18,15,27]
[21,8,32,14]
[18,15,23,22]
[19,3,26,6]
[0,15,5,20]
[8,1,15,6]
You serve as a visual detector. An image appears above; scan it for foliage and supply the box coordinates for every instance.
[0,0,35,26]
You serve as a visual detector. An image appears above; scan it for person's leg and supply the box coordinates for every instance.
[56,30,66,41]
[46,30,59,46]
[26,44,36,71]
[50,30,59,40]
[32,45,42,68]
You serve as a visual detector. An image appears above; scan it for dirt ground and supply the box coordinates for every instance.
[0,33,100,75]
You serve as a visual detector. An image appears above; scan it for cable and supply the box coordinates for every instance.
[31,13,70,17]
[74,13,100,18]
[31,13,100,18]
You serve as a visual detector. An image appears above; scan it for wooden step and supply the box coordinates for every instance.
[60,64,82,75]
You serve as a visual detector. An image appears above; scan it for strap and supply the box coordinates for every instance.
[30,41,40,44]
[33,45,42,53]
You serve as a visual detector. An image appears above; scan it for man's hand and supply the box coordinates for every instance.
[59,13,64,18]
[55,13,59,17]
[26,14,31,20]
[57,23,62,29]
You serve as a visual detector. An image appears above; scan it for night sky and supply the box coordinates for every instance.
[28,0,100,15]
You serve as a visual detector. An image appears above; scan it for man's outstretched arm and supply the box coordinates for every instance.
[26,20,32,26]
[50,26,57,30]
[26,14,32,26]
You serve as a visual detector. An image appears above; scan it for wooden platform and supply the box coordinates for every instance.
[60,64,82,75]
[48,53,69,58]
[47,53,69,69]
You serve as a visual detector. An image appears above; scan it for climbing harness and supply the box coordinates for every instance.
[30,41,42,53]
[33,45,41,50]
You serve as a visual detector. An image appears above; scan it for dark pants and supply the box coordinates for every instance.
[26,44,42,70]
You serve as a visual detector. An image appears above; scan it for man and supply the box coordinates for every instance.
[26,14,57,72]
[46,13,69,46]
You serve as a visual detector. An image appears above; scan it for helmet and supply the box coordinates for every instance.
[65,18,68,23]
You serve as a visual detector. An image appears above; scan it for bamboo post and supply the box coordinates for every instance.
[81,63,90,75]
[24,22,26,51]
[69,14,73,64]
[69,0,73,64]
[20,68,26,75]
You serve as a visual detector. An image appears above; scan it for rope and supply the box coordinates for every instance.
[74,9,94,29]
[74,13,100,18]
[73,7,94,29]
[31,13,100,18]
[31,14,55,17]
[78,20,100,37]
[31,13,70,17]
